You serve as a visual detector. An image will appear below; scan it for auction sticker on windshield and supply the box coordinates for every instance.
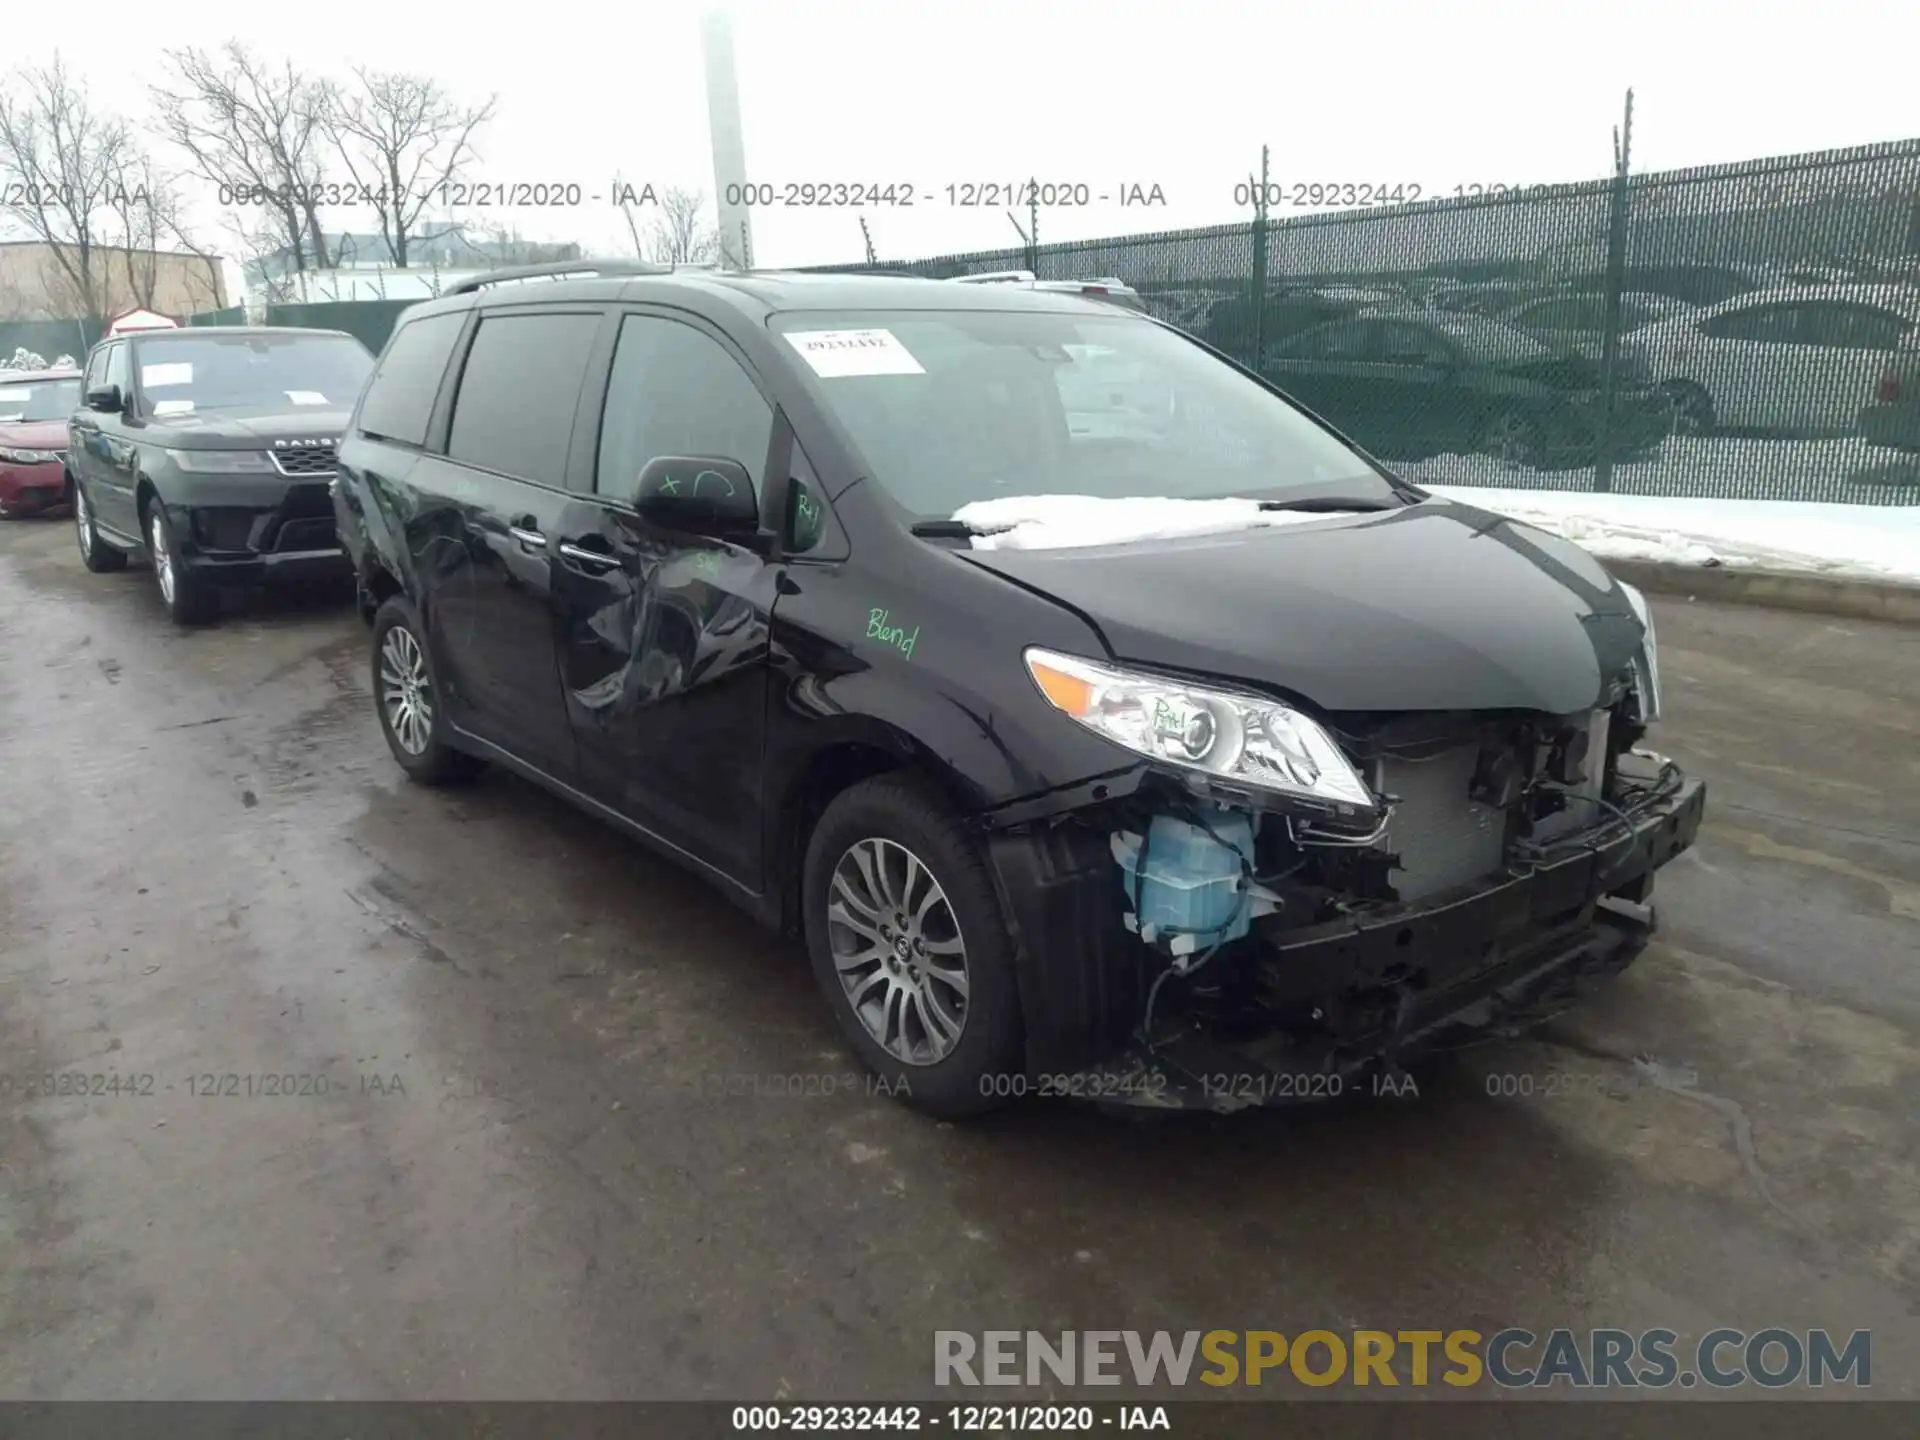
[142,363,193,388]
[0,388,32,403]
[785,328,926,378]
[153,399,195,415]
[285,390,329,405]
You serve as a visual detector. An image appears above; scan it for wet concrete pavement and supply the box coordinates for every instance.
[1,514,1915,1402]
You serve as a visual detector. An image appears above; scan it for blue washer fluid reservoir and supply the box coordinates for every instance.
[1113,811,1257,946]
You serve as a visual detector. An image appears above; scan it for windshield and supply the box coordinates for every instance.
[0,376,82,423]
[771,309,1397,516]
[134,333,375,415]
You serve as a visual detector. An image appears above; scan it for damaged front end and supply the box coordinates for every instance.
[980,641,1705,1112]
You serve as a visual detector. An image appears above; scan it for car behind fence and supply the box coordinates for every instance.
[805,136,1920,505]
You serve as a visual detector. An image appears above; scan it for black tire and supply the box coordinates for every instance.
[369,594,485,785]
[802,774,1025,1118]
[1658,381,1715,437]
[71,478,128,572]
[142,496,217,625]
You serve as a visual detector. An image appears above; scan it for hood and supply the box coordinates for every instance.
[955,499,1645,715]
[144,405,352,446]
[0,419,70,449]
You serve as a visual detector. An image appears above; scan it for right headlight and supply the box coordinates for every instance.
[1618,582,1662,723]
[1023,647,1378,816]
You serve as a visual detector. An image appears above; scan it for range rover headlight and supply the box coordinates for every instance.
[1618,582,1663,723]
[1023,647,1377,813]
[167,449,274,474]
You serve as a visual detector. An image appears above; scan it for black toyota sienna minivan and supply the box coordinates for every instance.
[333,261,1706,1117]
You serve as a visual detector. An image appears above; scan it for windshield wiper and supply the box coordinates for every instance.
[1254,495,1402,513]
[908,519,984,539]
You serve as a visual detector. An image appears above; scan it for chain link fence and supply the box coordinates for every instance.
[806,138,1920,505]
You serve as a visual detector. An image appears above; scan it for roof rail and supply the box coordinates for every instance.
[950,270,1038,284]
[450,260,673,294]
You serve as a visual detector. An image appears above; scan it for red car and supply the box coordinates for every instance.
[0,367,83,518]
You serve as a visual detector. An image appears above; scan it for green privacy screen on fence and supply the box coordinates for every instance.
[805,137,1920,505]
[262,300,417,357]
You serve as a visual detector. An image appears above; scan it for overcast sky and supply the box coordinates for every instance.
[15,0,1919,281]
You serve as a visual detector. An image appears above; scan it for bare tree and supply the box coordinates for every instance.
[150,44,334,286]
[643,186,718,267]
[99,146,173,310]
[611,171,654,260]
[462,216,582,268]
[322,68,494,268]
[0,54,135,321]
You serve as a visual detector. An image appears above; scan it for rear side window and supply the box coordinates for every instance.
[1700,304,1795,343]
[447,311,601,484]
[357,312,466,446]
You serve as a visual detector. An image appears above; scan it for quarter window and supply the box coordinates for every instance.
[357,311,467,446]
[447,311,602,484]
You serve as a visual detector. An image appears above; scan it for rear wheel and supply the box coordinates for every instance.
[802,774,1025,1118]
[72,480,127,572]
[144,497,216,625]
[370,595,485,785]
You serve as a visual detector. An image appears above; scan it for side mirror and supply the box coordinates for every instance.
[632,456,760,539]
[86,384,124,413]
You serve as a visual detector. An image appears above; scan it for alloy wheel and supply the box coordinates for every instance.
[379,625,434,756]
[148,508,175,606]
[73,487,90,559]
[826,837,969,1066]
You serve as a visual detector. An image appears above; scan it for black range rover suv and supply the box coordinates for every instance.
[66,326,376,624]
[334,260,1705,1118]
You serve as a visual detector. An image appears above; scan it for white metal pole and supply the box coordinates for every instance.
[703,10,755,270]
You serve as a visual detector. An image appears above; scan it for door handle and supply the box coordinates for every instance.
[509,526,547,549]
[557,542,620,569]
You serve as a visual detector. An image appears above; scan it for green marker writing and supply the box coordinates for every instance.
[867,607,919,659]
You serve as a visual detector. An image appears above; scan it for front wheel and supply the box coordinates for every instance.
[144,498,215,624]
[802,774,1025,1118]
[370,595,485,785]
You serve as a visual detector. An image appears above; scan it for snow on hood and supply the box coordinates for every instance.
[950,494,1370,551]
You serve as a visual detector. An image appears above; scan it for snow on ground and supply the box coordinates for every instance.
[1419,485,1920,582]
[1404,435,1920,506]
[1406,435,1920,583]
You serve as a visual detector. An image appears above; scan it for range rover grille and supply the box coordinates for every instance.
[268,442,339,477]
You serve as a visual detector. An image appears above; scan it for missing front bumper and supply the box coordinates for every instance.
[1032,774,1706,1112]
